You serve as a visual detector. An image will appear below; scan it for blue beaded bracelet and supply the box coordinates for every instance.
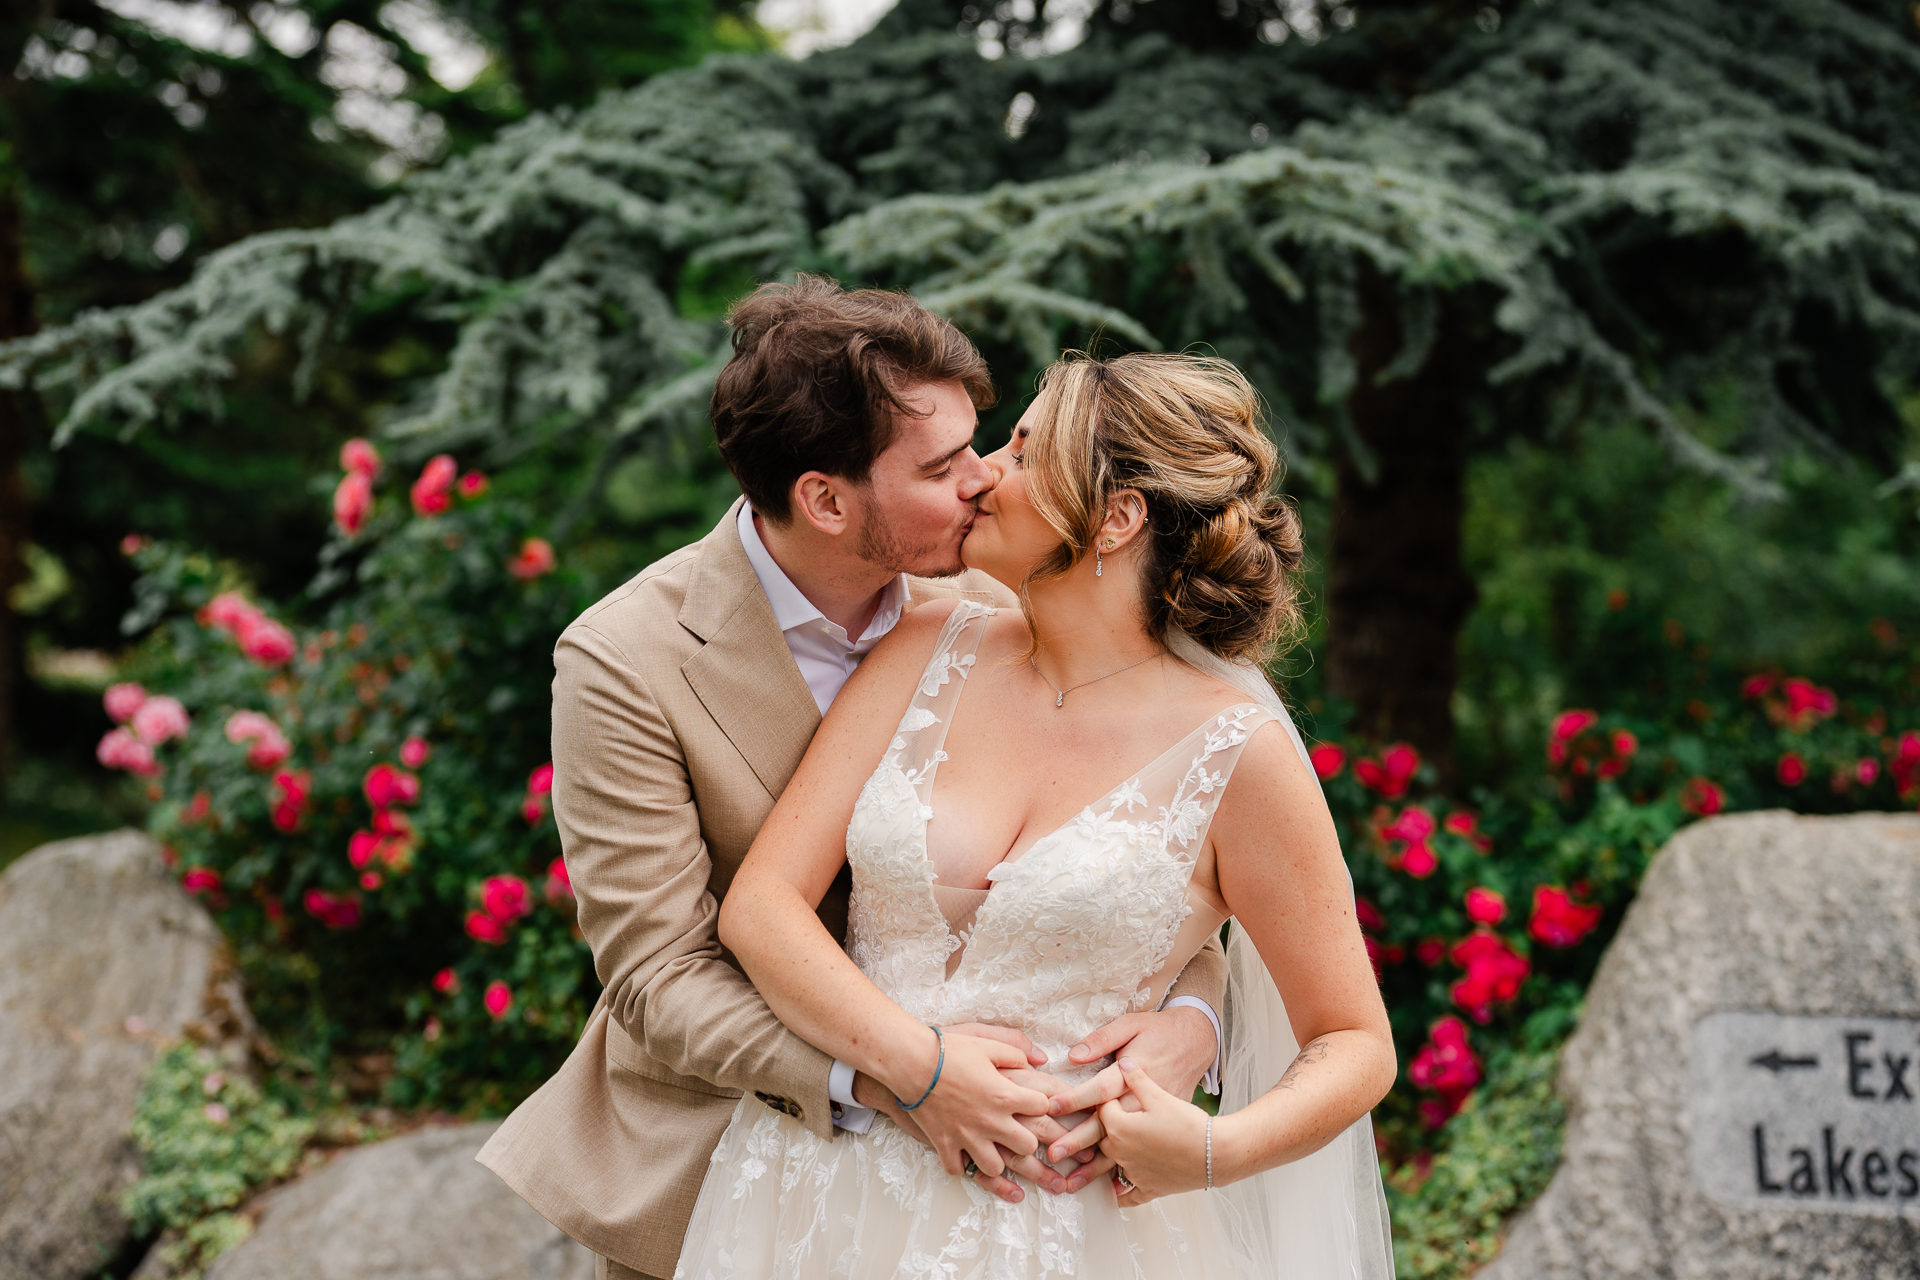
[895,1025,945,1112]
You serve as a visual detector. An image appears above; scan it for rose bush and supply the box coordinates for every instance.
[1314,614,1920,1150]
[106,445,602,1106]
[99,442,1920,1136]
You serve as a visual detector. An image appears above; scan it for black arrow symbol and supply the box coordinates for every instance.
[1749,1050,1819,1073]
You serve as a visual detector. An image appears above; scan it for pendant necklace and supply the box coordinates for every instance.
[1029,650,1165,709]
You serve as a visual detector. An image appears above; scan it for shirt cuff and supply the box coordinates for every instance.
[829,1059,877,1133]
[1160,995,1223,1095]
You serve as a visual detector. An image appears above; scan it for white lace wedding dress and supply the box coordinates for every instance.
[675,604,1393,1280]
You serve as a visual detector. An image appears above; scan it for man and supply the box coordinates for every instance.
[479,277,1226,1280]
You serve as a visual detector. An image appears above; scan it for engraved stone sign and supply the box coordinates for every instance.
[1691,1013,1920,1214]
[1481,812,1920,1280]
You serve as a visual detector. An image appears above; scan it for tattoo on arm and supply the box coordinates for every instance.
[1272,1037,1332,1093]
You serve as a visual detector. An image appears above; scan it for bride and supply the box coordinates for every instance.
[677,352,1396,1279]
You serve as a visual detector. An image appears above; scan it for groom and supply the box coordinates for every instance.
[479,276,1226,1280]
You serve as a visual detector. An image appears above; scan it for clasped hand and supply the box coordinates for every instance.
[858,1007,1217,1204]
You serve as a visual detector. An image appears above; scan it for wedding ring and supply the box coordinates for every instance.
[963,1157,980,1179]
[1113,1167,1136,1194]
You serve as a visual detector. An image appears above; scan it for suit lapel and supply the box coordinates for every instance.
[679,502,822,799]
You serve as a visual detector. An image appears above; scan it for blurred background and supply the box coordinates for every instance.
[1,2,1916,1275]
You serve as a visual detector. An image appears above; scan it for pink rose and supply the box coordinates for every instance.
[410,455,458,517]
[1679,777,1726,816]
[456,470,488,499]
[527,762,554,795]
[236,614,296,667]
[1408,1015,1482,1125]
[225,711,291,771]
[544,856,572,902]
[334,470,374,537]
[348,831,381,869]
[432,967,460,994]
[340,438,382,476]
[483,979,513,1020]
[1383,806,1435,843]
[1777,752,1807,786]
[508,537,557,581]
[1354,896,1384,932]
[97,728,160,776]
[104,682,149,724]
[131,696,190,745]
[520,795,547,825]
[204,591,260,633]
[399,736,431,769]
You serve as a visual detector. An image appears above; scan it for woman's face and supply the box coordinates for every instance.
[963,403,1067,587]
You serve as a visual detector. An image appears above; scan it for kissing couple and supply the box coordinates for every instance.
[480,277,1396,1279]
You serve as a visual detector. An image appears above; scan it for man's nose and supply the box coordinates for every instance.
[959,449,995,500]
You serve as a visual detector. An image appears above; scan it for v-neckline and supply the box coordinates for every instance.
[925,699,1264,888]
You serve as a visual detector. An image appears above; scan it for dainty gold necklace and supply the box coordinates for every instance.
[1028,650,1165,709]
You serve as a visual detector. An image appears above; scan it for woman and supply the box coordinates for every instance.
[677,352,1395,1279]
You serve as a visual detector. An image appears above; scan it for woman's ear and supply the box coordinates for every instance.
[1097,488,1149,553]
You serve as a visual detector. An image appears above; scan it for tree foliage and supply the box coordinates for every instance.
[6,2,1914,754]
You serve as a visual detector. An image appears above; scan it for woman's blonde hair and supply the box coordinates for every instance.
[1019,350,1305,663]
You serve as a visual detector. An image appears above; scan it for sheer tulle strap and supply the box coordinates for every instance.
[885,601,993,802]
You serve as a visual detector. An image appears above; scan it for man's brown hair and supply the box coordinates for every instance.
[710,275,995,521]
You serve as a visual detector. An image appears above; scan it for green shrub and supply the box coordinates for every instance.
[1389,1048,1567,1279]
[124,1042,316,1276]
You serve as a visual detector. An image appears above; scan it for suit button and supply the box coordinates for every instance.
[754,1091,804,1123]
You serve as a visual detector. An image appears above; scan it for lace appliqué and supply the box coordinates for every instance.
[679,601,1270,1280]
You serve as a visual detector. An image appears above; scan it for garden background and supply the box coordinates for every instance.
[2,1,1919,1276]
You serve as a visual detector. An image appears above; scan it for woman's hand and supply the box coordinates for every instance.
[884,1028,1051,1180]
[1096,1059,1212,1206]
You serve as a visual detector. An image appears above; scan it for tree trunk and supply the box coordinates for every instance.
[1325,264,1477,777]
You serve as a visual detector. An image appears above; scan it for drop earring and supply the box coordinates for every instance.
[1095,545,1103,577]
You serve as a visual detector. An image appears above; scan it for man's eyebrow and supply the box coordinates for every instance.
[916,439,973,471]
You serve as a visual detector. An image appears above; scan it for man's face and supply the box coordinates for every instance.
[846,380,993,579]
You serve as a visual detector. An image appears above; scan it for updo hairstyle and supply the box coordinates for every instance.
[1020,351,1305,663]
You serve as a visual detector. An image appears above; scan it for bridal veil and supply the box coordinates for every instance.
[1168,631,1397,1280]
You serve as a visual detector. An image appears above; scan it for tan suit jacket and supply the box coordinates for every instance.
[478,501,1226,1279]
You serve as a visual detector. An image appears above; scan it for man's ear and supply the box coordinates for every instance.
[792,471,856,537]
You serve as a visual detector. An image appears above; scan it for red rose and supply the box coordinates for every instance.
[409,454,458,517]
[1549,709,1598,742]
[1679,777,1726,816]
[480,874,533,924]
[181,866,223,896]
[399,736,431,769]
[508,537,557,581]
[1776,752,1807,786]
[465,909,507,944]
[1309,743,1346,780]
[1464,886,1506,925]
[527,762,554,795]
[432,967,460,994]
[484,980,513,1020]
[545,856,572,902]
[303,889,362,930]
[1354,897,1385,932]
[363,763,421,809]
[1528,884,1603,948]
[333,470,374,537]
[456,470,489,499]
[1400,842,1438,878]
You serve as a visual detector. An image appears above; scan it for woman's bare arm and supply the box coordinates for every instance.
[1096,723,1396,1200]
[718,602,1051,1179]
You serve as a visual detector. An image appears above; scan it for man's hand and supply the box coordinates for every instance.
[1041,1006,1218,1191]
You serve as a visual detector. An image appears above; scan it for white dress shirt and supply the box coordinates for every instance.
[736,504,1218,1133]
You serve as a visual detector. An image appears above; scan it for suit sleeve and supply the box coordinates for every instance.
[1162,931,1228,1009]
[553,622,837,1140]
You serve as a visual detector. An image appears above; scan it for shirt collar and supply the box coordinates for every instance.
[737,503,910,646]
